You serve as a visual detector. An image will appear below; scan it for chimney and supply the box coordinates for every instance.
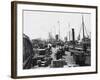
[72,28,75,42]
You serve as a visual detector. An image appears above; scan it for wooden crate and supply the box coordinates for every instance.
[52,60,65,68]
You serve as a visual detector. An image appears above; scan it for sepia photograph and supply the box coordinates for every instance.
[11,1,97,78]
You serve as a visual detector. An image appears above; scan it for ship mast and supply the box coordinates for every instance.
[82,15,85,40]
[68,23,70,41]
[58,20,60,40]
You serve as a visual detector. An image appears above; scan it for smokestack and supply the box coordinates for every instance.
[55,34,59,41]
[72,28,75,42]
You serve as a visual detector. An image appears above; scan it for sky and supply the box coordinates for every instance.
[23,10,91,41]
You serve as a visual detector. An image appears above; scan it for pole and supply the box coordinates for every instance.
[58,21,60,40]
[69,31,70,41]
[82,15,85,40]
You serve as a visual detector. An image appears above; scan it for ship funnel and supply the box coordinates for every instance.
[72,28,75,42]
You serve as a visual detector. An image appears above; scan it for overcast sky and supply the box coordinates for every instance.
[23,10,91,40]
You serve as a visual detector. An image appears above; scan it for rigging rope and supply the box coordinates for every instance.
[77,25,82,40]
[84,24,89,38]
